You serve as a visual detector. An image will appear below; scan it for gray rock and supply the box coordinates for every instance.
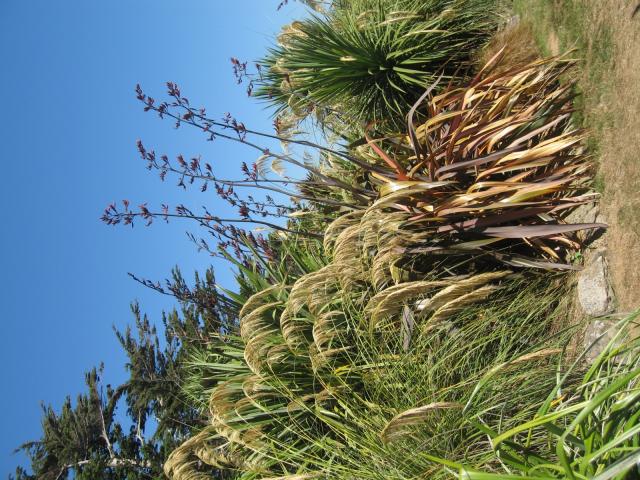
[564,203,599,225]
[577,252,614,316]
[506,14,520,28]
[582,318,617,363]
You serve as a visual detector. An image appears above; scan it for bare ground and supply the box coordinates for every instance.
[593,1,640,311]
[513,0,640,312]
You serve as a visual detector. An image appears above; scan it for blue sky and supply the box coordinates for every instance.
[0,0,305,475]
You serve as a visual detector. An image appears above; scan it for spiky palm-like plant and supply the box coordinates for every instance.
[257,0,506,129]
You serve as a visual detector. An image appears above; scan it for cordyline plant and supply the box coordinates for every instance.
[253,0,506,130]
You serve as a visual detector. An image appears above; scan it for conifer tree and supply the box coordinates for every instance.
[13,268,236,479]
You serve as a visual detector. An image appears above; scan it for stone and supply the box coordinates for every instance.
[564,203,599,225]
[577,252,614,317]
[582,318,618,363]
[506,14,520,28]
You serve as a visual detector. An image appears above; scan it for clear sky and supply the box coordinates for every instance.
[0,0,305,475]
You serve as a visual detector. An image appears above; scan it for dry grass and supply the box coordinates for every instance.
[514,0,640,311]
[477,20,539,71]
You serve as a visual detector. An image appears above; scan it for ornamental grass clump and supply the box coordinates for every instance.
[163,231,577,480]
[256,0,506,129]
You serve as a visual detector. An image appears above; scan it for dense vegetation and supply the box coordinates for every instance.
[256,0,507,129]
[14,1,640,479]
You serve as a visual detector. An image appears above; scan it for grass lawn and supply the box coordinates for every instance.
[513,0,640,311]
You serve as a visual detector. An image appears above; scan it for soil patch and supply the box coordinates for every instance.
[513,0,640,312]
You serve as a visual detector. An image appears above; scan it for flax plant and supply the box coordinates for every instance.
[357,51,605,273]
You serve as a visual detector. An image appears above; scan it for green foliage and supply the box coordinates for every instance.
[164,212,582,479]
[15,368,158,480]
[116,268,238,442]
[162,51,610,480]
[441,314,640,480]
[256,0,506,130]
[20,3,629,479]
